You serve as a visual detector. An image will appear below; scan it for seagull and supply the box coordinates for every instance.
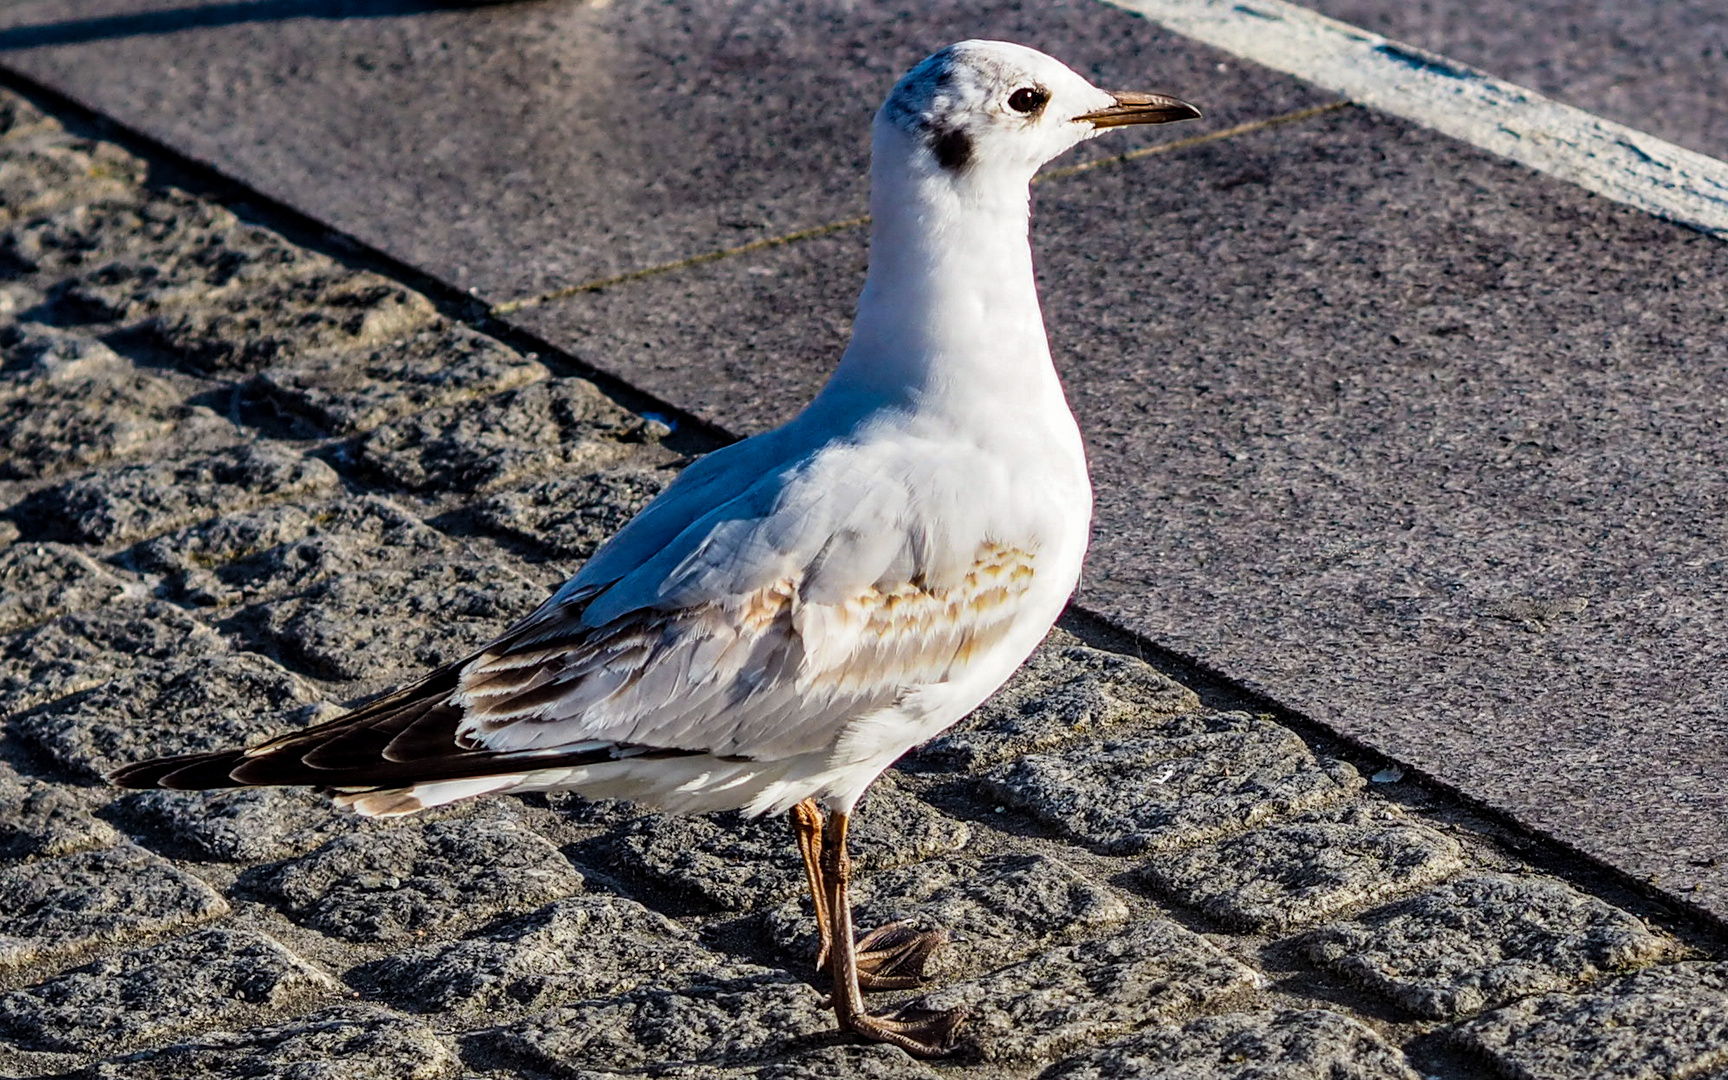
[111,40,1198,1057]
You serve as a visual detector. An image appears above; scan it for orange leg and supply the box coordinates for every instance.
[819,810,966,1057]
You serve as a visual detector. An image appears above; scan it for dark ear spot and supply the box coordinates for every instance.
[930,126,973,171]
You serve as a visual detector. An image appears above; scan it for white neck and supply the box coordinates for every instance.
[811,121,1066,425]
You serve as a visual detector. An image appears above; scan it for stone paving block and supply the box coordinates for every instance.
[1,188,253,281]
[597,780,970,912]
[0,542,128,635]
[467,463,675,561]
[72,1003,459,1080]
[15,651,324,781]
[574,1045,942,1080]
[12,442,340,546]
[0,323,223,480]
[39,226,437,375]
[0,89,54,139]
[0,845,228,976]
[1038,1008,1422,1080]
[246,817,585,943]
[748,1045,942,1080]
[0,130,145,226]
[0,927,338,1054]
[483,974,833,1076]
[913,636,1204,772]
[0,600,224,717]
[351,376,657,493]
[127,269,439,376]
[0,768,117,862]
[1449,961,1728,1080]
[1297,873,1672,1019]
[356,894,745,1018]
[1137,803,1467,932]
[982,714,1366,854]
[914,919,1262,1063]
[250,323,549,435]
[249,558,546,682]
[127,495,455,607]
[765,854,1128,981]
[114,786,356,864]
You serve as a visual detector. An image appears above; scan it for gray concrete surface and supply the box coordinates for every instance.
[0,0,1329,305]
[1301,0,1728,161]
[3,85,1726,1077]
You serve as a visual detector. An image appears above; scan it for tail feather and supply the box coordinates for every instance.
[105,651,705,802]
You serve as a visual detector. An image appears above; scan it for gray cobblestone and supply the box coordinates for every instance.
[128,495,456,607]
[249,558,547,682]
[128,270,438,374]
[1449,961,1728,1080]
[72,1003,459,1079]
[13,442,340,546]
[0,92,53,138]
[0,845,228,975]
[0,927,338,1054]
[357,894,744,1018]
[982,715,1366,854]
[0,768,118,861]
[116,786,356,863]
[913,636,1202,771]
[1137,803,1466,932]
[1297,873,1672,1019]
[15,652,325,780]
[0,323,225,480]
[0,600,224,716]
[0,542,129,635]
[250,324,549,435]
[246,817,585,943]
[598,780,971,912]
[553,1045,943,1080]
[1038,1008,1422,1080]
[914,920,1262,1063]
[765,854,1128,980]
[0,130,146,225]
[2,189,254,281]
[749,1045,943,1079]
[469,464,676,560]
[352,377,658,492]
[43,234,438,374]
[482,974,833,1076]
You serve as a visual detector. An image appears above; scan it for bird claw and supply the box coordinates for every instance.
[855,921,947,991]
[843,1000,969,1058]
[817,921,947,991]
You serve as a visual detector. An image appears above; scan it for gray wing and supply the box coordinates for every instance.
[449,431,1039,760]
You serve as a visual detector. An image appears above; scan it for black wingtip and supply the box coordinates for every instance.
[107,751,248,790]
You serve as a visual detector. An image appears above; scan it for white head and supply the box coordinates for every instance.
[877,40,1200,185]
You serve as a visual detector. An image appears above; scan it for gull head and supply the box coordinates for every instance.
[879,40,1200,184]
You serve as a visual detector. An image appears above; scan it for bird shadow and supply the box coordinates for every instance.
[0,0,546,53]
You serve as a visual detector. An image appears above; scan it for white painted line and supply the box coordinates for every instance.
[1099,0,1728,240]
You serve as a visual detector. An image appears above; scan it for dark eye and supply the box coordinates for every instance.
[1007,87,1048,114]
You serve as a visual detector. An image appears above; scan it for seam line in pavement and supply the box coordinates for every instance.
[1097,0,1728,240]
[489,99,1349,317]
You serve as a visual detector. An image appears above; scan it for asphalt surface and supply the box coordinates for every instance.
[0,0,1724,927]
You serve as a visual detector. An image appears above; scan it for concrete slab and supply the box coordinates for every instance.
[512,106,1728,920]
[1302,0,1728,161]
[0,0,1328,304]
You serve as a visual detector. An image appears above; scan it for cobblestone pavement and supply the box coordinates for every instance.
[2,85,1727,1080]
